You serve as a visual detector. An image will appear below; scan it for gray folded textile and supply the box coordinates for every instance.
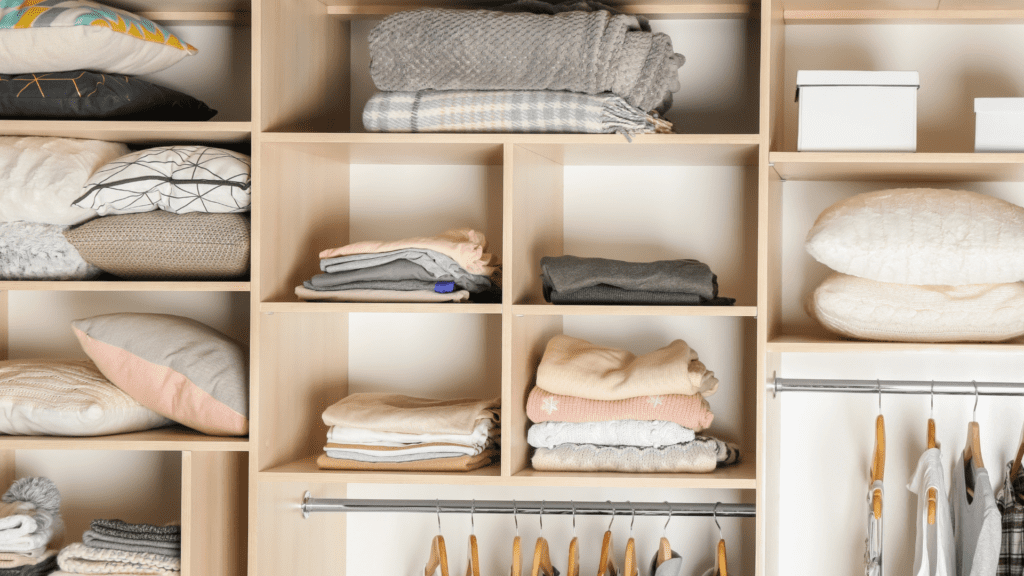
[90,520,179,543]
[323,450,466,463]
[303,279,442,292]
[363,91,672,137]
[541,255,734,305]
[320,249,492,293]
[83,531,180,558]
[0,553,56,576]
[368,7,684,113]
[310,257,491,293]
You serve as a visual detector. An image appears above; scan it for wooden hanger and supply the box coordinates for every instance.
[531,502,555,576]
[597,502,618,576]
[510,501,522,576]
[466,501,480,576]
[622,504,638,576]
[426,501,450,576]
[871,382,885,521]
[964,381,984,470]
[566,503,579,576]
[713,503,728,576]
[926,383,937,526]
[656,502,674,568]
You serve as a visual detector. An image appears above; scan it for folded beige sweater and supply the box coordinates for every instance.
[321,393,499,435]
[536,335,718,400]
[318,228,498,276]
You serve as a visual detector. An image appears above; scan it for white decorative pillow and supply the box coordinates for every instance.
[0,222,101,280]
[0,136,129,226]
[0,1,197,76]
[806,188,1024,286]
[0,360,172,436]
[807,273,1024,343]
[75,146,252,215]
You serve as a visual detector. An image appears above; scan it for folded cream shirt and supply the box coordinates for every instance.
[536,335,718,400]
[322,393,500,436]
[327,419,497,447]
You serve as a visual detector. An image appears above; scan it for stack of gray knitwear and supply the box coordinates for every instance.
[56,520,180,576]
[541,255,735,305]
[362,0,683,137]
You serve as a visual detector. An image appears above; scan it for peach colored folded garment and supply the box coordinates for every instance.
[295,285,470,303]
[526,387,713,431]
[536,334,718,400]
[318,228,497,276]
[322,393,500,435]
[316,449,496,472]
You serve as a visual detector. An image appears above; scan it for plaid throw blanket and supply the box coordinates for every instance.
[363,91,672,137]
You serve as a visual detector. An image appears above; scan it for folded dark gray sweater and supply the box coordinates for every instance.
[540,255,733,305]
[90,520,180,543]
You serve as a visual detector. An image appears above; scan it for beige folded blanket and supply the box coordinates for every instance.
[316,449,496,472]
[319,228,497,276]
[322,393,499,435]
[536,335,718,400]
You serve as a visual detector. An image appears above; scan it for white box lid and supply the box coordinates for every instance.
[796,70,920,101]
[975,98,1024,113]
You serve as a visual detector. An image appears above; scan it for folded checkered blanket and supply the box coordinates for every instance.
[363,91,672,137]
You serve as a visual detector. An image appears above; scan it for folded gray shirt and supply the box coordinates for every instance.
[319,249,492,293]
[303,279,444,292]
[541,255,731,304]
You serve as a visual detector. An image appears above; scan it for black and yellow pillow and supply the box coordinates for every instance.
[0,71,216,121]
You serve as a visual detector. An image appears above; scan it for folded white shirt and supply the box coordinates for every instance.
[527,420,696,449]
[323,443,486,457]
[327,419,497,448]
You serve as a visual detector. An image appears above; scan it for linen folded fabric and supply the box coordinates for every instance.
[319,229,497,276]
[363,90,672,136]
[310,257,492,293]
[326,419,497,448]
[526,387,713,431]
[368,8,683,113]
[294,285,471,303]
[55,543,180,576]
[536,335,718,400]
[325,442,485,458]
[527,420,696,449]
[541,255,729,304]
[530,437,739,473]
[0,551,56,576]
[322,394,500,436]
[316,449,497,472]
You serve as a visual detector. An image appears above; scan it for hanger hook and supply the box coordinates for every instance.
[436,500,442,534]
[571,501,576,537]
[470,499,475,535]
[628,501,635,536]
[713,502,723,541]
[663,501,672,534]
[607,501,615,531]
[513,500,519,537]
[539,500,544,534]
[974,380,979,421]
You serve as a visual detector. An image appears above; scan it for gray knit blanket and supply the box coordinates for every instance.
[368,8,684,113]
[90,520,179,543]
[363,90,672,136]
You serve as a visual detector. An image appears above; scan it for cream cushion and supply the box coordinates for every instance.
[806,188,1024,285]
[807,273,1024,343]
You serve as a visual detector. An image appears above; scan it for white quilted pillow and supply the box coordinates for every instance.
[0,360,172,436]
[807,273,1024,343]
[75,146,252,215]
[806,188,1024,285]
[0,137,129,226]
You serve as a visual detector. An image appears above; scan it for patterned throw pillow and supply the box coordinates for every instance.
[0,71,217,121]
[0,0,197,76]
[75,146,251,215]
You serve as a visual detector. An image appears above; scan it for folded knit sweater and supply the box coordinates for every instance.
[55,543,180,576]
[527,420,695,449]
[536,334,718,400]
[322,393,500,436]
[541,255,721,300]
[526,387,713,431]
[531,437,739,473]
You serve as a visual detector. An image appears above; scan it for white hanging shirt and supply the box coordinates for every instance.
[951,454,1002,576]
[908,447,955,576]
[866,480,884,576]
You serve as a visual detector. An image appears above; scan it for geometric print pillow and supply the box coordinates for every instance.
[74,146,251,215]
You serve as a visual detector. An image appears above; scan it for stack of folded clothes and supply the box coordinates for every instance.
[0,478,62,576]
[362,0,681,137]
[55,520,179,576]
[541,255,735,306]
[525,335,739,473]
[317,393,500,472]
[296,228,500,303]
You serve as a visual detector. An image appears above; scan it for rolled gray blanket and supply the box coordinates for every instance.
[368,9,684,113]
[90,520,179,543]
[363,90,672,136]
[540,255,734,305]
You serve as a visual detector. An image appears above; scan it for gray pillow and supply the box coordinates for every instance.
[0,221,101,280]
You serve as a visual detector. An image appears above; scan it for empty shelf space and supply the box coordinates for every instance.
[512,304,757,317]
[767,334,1024,353]
[770,152,1024,182]
[260,302,502,314]
[0,426,250,451]
[0,121,252,144]
[0,280,251,292]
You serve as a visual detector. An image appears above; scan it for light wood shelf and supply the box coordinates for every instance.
[0,121,252,144]
[260,302,502,314]
[0,427,250,451]
[770,152,1024,182]
[0,280,250,292]
[512,304,758,316]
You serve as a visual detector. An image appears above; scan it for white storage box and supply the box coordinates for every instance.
[975,98,1024,152]
[796,70,920,152]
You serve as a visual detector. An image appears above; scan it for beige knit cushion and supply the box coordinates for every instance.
[64,212,250,280]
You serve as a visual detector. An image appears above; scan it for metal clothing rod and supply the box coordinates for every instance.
[300,494,756,520]
[771,377,1024,398]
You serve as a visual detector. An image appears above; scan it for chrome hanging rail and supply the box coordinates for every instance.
[300,495,756,520]
[770,377,1024,398]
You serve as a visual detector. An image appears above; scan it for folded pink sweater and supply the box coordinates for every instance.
[318,228,497,276]
[526,387,713,432]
